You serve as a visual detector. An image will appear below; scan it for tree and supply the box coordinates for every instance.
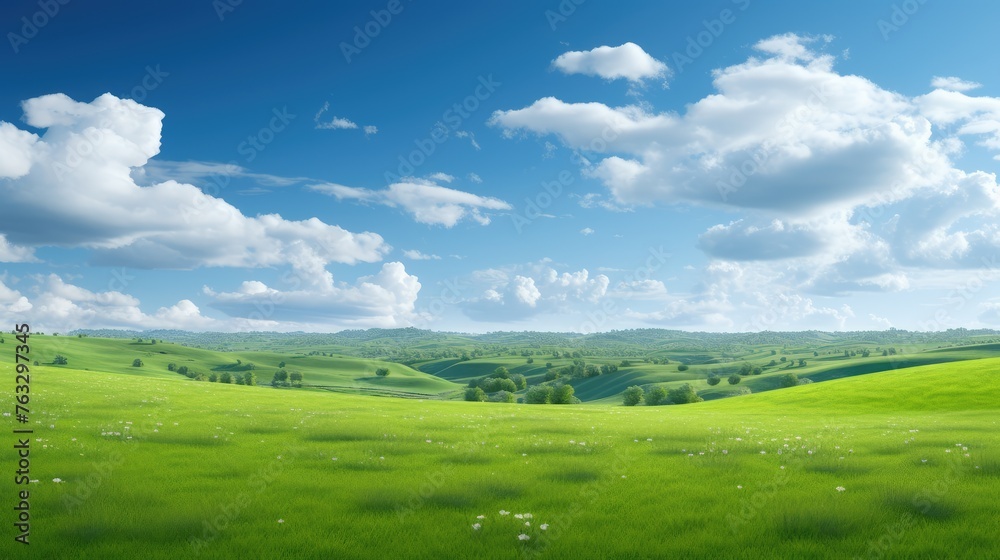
[707,374,721,386]
[244,372,256,386]
[668,383,703,404]
[622,386,644,406]
[645,386,668,406]
[465,387,488,402]
[813,351,819,357]
[728,374,742,385]
[491,366,510,379]
[552,383,575,405]
[677,364,689,372]
[220,372,233,384]
[768,359,777,367]
[272,369,289,386]
[167,363,177,372]
[780,356,787,362]
[752,366,763,376]
[525,385,554,404]
[620,360,632,367]
[545,362,553,369]
[738,362,753,376]
[235,374,245,385]
[278,361,286,368]
[779,373,799,387]
[584,364,601,378]
[132,358,143,367]
[209,373,218,382]
[771,349,777,355]
[53,355,68,365]
[544,369,560,381]
[489,390,515,403]
[510,373,527,390]
[527,357,534,364]
[375,367,390,377]
[289,371,303,387]
[798,359,807,367]
[177,365,189,376]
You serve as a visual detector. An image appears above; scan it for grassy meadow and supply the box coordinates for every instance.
[2,334,999,558]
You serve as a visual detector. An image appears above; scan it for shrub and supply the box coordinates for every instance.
[622,386,644,406]
[465,387,487,402]
[244,372,256,386]
[235,374,245,385]
[677,364,689,372]
[527,357,534,364]
[668,383,703,404]
[779,373,799,387]
[375,367,390,377]
[645,386,668,406]
[177,365,189,376]
[797,378,813,385]
[278,361,286,368]
[552,383,575,405]
[489,390,515,403]
[490,367,510,379]
[752,366,763,376]
[545,362,553,369]
[53,355,68,365]
[525,385,554,404]
[544,369,560,381]
[132,358,143,367]
[510,373,527,390]
[728,374,741,385]
[209,373,218,382]
[706,374,721,386]
[738,362,752,376]
[167,363,177,372]
[220,372,233,384]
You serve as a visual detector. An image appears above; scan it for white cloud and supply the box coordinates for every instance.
[459,261,609,322]
[314,102,358,130]
[311,178,511,227]
[467,173,483,184]
[552,42,669,83]
[0,93,390,275]
[428,172,455,183]
[364,125,378,136]
[455,130,480,150]
[931,76,982,92]
[580,227,595,236]
[611,279,669,300]
[207,262,421,328]
[0,235,37,263]
[135,160,310,188]
[403,249,441,260]
[493,32,1000,293]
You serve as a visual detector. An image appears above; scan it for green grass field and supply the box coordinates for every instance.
[2,335,999,559]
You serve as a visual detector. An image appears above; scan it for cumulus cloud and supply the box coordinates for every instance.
[493,32,1000,296]
[0,274,217,332]
[580,227,595,236]
[460,260,609,322]
[206,262,421,327]
[311,178,511,227]
[552,42,669,83]
[0,93,390,277]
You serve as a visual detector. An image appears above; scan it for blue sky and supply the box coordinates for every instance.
[3,0,1000,333]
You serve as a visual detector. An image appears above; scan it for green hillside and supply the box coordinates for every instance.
[3,351,998,559]
[2,335,461,398]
